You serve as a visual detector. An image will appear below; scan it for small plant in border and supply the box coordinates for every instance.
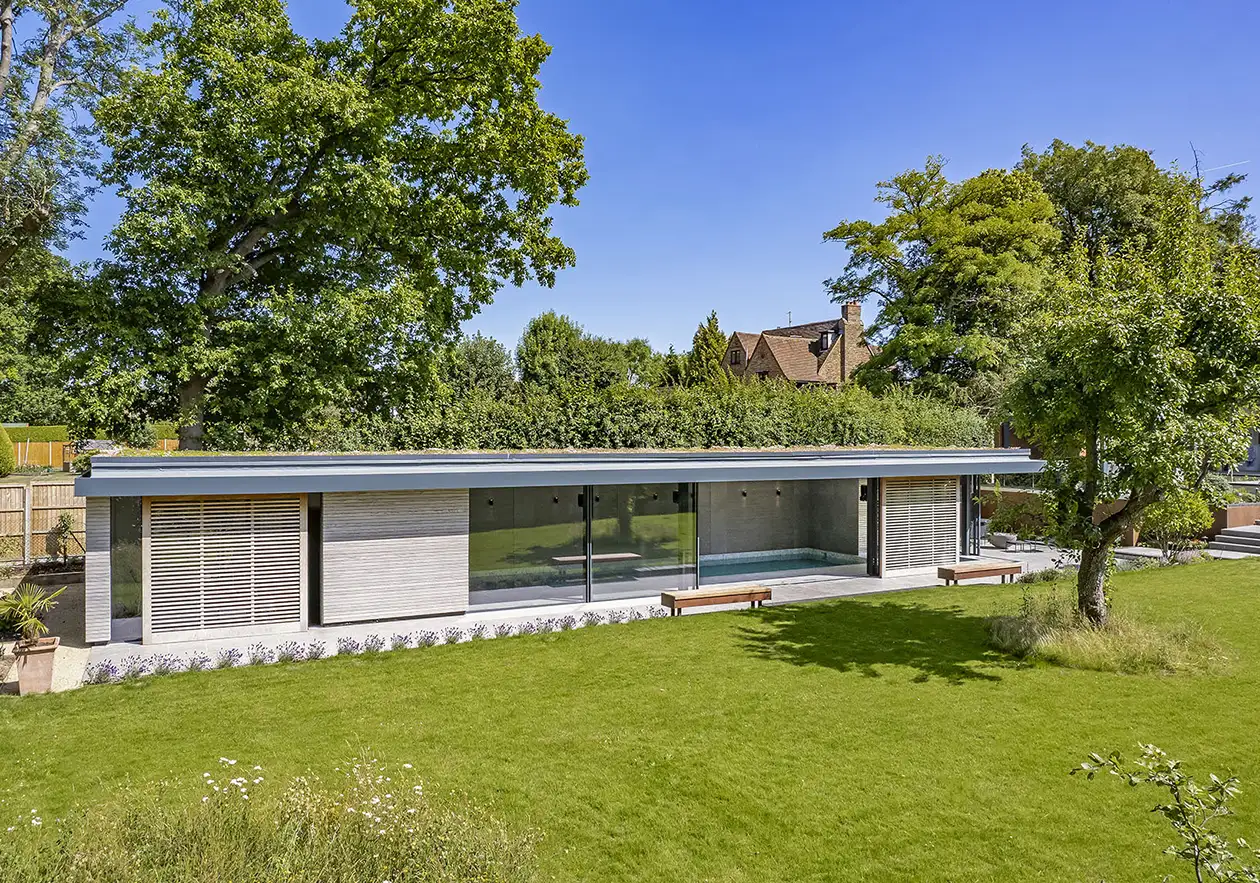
[83,661,118,685]
[305,641,327,660]
[442,627,464,645]
[362,634,385,653]
[275,641,303,663]
[415,630,439,647]
[389,633,413,650]
[215,647,243,669]
[467,623,488,641]
[119,656,150,680]
[580,611,604,627]
[494,623,514,638]
[336,636,362,656]
[247,643,274,665]
[150,654,181,676]
[185,652,212,672]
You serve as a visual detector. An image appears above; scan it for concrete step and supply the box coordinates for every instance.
[1218,524,1260,539]
[1207,540,1260,556]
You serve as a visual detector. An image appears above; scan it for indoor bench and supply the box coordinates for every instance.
[938,561,1023,586]
[660,586,772,616]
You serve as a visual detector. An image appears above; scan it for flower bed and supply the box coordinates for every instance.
[82,606,671,686]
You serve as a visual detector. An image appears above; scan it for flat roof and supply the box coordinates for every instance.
[75,448,1044,497]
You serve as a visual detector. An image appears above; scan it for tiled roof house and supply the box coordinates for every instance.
[725,302,873,385]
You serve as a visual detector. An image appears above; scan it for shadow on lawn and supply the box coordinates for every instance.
[739,597,1012,684]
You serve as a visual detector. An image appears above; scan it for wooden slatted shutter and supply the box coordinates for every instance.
[880,477,959,573]
[146,496,305,643]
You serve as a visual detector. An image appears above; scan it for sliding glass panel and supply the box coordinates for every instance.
[109,496,143,642]
[590,484,695,601]
[468,487,586,610]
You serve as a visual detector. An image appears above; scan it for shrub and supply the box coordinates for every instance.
[185,652,212,672]
[1138,491,1215,564]
[416,630,439,647]
[442,627,464,644]
[987,491,1048,540]
[0,756,536,882]
[389,633,412,651]
[0,424,15,476]
[362,634,385,653]
[150,654,181,676]
[988,587,1226,674]
[336,636,362,656]
[247,643,274,665]
[215,647,243,669]
[83,661,118,685]
[494,623,514,638]
[580,611,604,627]
[305,641,327,660]
[274,642,303,663]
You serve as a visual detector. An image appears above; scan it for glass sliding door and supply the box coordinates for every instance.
[590,483,696,601]
[469,486,587,609]
[109,497,143,642]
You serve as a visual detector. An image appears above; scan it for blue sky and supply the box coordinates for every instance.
[68,0,1260,352]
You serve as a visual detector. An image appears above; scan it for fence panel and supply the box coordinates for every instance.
[11,440,69,468]
[0,486,23,563]
[0,482,84,564]
[30,483,85,561]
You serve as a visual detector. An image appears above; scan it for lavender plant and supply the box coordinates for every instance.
[442,627,464,645]
[389,633,413,651]
[150,654,182,676]
[336,636,362,656]
[247,643,274,665]
[494,623,515,638]
[83,661,119,685]
[415,630,439,648]
[305,641,327,660]
[215,647,243,669]
[275,642,303,663]
[467,623,488,641]
[557,615,576,631]
[580,611,604,627]
[119,656,150,680]
[185,652,212,672]
[362,634,385,653]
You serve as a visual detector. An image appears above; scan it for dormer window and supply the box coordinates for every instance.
[729,349,742,366]
[819,330,836,350]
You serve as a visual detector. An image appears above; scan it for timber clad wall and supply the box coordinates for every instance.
[321,490,469,624]
[84,497,111,643]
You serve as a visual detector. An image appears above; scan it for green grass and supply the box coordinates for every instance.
[3,561,1260,882]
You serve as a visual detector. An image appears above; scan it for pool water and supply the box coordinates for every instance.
[699,557,848,579]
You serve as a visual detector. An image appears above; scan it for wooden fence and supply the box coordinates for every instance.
[9,438,179,468]
[0,483,86,564]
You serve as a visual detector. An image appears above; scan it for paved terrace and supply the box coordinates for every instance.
[0,545,1055,693]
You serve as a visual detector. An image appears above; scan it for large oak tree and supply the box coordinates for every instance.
[92,0,587,448]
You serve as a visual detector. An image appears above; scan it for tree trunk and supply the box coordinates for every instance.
[1076,542,1109,627]
[178,376,208,450]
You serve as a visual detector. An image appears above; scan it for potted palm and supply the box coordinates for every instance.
[1,583,66,695]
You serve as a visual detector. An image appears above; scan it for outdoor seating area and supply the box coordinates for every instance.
[660,585,772,615]
[938,560,1024,586]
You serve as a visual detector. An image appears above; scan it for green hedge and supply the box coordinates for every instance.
[4,424,69,443]
[209,382,992,452]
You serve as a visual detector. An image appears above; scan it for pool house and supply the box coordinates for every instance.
[74,448,1043,645]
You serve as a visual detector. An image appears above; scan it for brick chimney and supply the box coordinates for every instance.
[840,301,868,380]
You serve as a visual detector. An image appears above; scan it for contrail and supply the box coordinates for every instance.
[1202,160,1251,172]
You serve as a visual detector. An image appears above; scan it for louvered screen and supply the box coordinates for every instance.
[149,497,303,640]
[881,477,959,572]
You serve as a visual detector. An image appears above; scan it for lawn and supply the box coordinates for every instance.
[3,560,1260,882]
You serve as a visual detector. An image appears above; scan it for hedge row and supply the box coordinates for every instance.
[4,424,69,443]
[212,382,992,452]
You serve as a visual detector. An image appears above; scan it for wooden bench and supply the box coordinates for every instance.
[660,586,771,616]
[938,561,1023,586]
[551,553,642,564]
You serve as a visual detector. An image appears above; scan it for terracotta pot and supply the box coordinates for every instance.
[14,637,59,695]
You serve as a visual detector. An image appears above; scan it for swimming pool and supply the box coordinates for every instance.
[699,557,853,579]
